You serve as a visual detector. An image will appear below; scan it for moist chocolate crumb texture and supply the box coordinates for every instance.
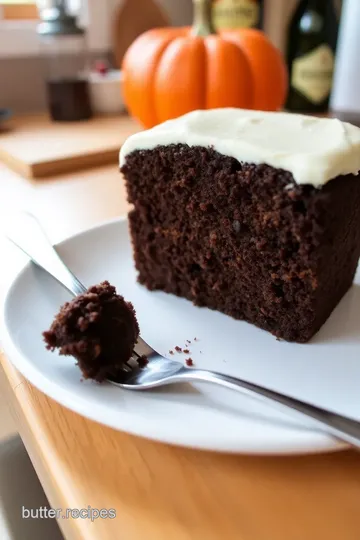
[120,109,360,343]
[43,281,139,381]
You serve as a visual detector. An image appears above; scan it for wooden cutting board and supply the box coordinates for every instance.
[0,114,140,179]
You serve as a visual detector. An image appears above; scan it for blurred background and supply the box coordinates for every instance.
[0,0,351,117]
[2,0,357,184]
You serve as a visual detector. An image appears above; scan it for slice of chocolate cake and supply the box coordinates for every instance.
[120,109,360,343]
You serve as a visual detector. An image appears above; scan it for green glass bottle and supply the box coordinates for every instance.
[211,0,264,31]
[286,0,339,113]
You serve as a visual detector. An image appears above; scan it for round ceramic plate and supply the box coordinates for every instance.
[2,218,360,455]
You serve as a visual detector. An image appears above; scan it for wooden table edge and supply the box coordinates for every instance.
[0,353,84,540]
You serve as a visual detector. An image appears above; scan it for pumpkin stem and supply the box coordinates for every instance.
[192,0,216,37]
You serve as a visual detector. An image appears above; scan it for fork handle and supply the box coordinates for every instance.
[177,368,360,449]
[6,212,86,297]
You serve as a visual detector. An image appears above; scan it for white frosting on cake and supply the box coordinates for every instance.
[119,108,360,187]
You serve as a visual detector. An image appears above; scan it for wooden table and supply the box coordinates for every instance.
[1,161,360,540]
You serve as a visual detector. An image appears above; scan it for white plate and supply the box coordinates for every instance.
[1,218,360,455]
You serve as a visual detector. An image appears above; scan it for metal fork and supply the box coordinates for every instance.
[6,212,360,449]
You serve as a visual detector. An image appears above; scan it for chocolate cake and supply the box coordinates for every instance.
[120,109,360,342]
[43,281,139,381]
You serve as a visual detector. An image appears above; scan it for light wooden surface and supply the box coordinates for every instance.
[1,161,360,540]
[0,114,139,179]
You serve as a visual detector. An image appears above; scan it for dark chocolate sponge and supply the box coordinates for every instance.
[121,144,360,343]
[43,281,139,382]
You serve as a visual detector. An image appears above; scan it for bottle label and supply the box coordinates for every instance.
[291,44,335,104]
[212,0,260,30]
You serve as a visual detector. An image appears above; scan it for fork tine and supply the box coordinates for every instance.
[126,356,142,370]
[134,337,158,360]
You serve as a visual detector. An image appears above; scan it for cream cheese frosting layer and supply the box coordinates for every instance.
[120,108,360,187]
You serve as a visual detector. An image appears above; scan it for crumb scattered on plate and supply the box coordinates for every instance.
[185,358,193,367]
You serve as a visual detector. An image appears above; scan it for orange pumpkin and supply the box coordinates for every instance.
[122,0,287,128]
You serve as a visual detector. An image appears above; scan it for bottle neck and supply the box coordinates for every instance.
[305,0,328,13]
